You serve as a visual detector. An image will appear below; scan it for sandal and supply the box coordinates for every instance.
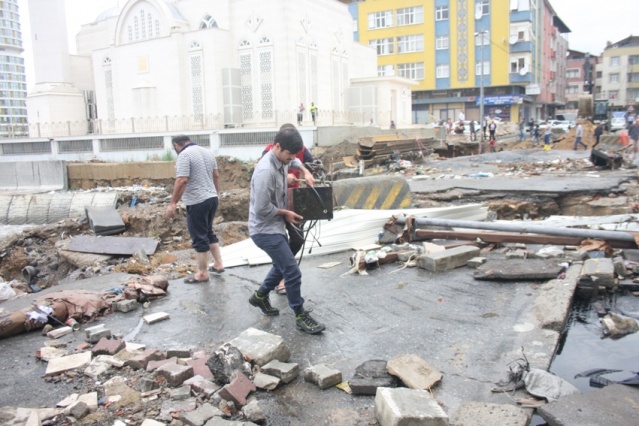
[208,266,225,274]
[184,275,209,284]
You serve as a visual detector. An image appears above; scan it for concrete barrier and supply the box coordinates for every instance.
[332,175,412,209]
[0,192,118,225]
[0,161,67,191]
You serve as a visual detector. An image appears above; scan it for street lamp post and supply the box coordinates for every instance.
[475,31,487,144]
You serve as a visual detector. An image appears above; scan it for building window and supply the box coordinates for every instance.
[628,89,639,101]
[510,58,526,73]
[397,62,424,80]
[436,64,449,78]
[435,6,448,21]
[609,90,618,100]
[566,69,579,79]
[378,64,394,76]
[436,35,449,50]
[199,14,218,29]
[475,31,490,46]
[396,6,423,26]
[610,56,620,66]
[517,30,525,41]
[397,35,423,53]
[369,38,394,55]
[629,55,639,65]
[609,73,619,83]
[567,85,579,94]
[476,61,490,76]
[477,0,490,16]
[628,73,639,83]
[368,11,393,29]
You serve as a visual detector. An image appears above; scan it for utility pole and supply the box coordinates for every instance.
[475,31,487,144]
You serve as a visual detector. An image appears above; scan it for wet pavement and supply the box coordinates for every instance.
[1,249,561,424]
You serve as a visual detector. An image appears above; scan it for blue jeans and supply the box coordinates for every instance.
[252,233,304,314]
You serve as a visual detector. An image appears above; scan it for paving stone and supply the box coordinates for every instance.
[113,299,138,313]
[84,324,106,338]
[581,258,615,288]
[187,354,213,379]
[261,359,300,384]
[86,327,112,344]
[387,354,442,390]
[46,326,73,339]
[241,399,265,424]
[147,356,178,372]
[450,401,528,426]
[466,257,486,268]
[137,377,161,393]
[349,359,397,396]
[155,363,194,387]
[91,337,125,356]
[418,245,480,272]
[304,364,342,390]
[218,371,256,407]
[143,312,170,324]
[228,327,290,366]
[170,385,192,401]
[45,351,92,376]
[125,342,146,351]
[375,387,448,426]
[167,348,192,358]
[252,372,280,390]
[181,403,222,426]
[127,348,165,370]
[94,355,125,368]
[184,375,221,397]
[158,397,197,422]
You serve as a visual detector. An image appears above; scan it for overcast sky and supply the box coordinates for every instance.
[17,0,637,87]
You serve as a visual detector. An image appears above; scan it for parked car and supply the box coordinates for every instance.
[610,117,626,132]
[538,120,571,132]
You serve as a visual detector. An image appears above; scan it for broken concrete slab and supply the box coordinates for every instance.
[228,328,290,366]
[253,372,280,390]
[581,258,616,288]
[418,245,480,272]
[349,360,398,396]
[450,401,529,426]
[155,363,194,387]
[375,387,448,426]
[537,384,639,426]
[45,351,92,376]
[66,235,158,256]
[183,375,221,398]
[180,402,222,426]
[474,259,564,281]
[387,354,442,390]
[533,264,581,332]
[261,359,300,384]
[85,205,126,236]
[206,343,252,385]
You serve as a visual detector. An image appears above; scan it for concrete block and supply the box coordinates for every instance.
[565,248,588,261]
[45,351,92,376]
[147,356,178,372]
[184,375,221,398]
[127,348,165,370]
[261,359,300,384]
[466,257,486,268]
[242,398,266,424]
[167,348,192,358]
[505,251,527,259]
[91,337,125,356]
[387,354,442,390]
[155,363,194,387]
[113,299,138,313]
[229,327,291,366]
[125,342,146,352]
[581,258,615,288]
[375,387,448,426]
[304,364,342,390]
[218,371,256,407]
[180,402,222,426]
[253,372,280,390]
[170,386,192,401]
[46,326,73,339]
[612,256,628,277]
[85,205,125,236]
[349,360,397,396]
[451,401,527,426]
[137,377,160,393]
[418,246,480,272]
[143,312,170,324]
[85,326,111,343]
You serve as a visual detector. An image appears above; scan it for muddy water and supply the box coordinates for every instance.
[530,292,639,425]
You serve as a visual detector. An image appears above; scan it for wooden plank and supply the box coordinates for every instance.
[67,235,158,255]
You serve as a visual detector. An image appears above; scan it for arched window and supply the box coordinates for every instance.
[190,41,201,50]
[258,36,271,45]
[239,40,251,48]
[103,57,112,65]
[199,14,218,29]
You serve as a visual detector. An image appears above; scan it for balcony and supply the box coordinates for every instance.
[510,41,533,53]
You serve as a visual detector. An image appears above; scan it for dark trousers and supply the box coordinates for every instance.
[252,233,304,314]
[186,197,219,252]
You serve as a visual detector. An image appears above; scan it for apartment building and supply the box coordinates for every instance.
[599,36,639,110]
[565,49,598,110]
[349,0,569,123]
[0,0,27,137]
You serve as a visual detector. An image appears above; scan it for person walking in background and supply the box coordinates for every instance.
[390,120,396,129]
[629,119,639,159]
[469,120,476,141]
[488,120,497,140]
[310,102,318,125]
[167,135,224,283]
[528,118,535,139]
[573,121,587,150]
[248,125,325,334]
[533,123,540,145]
[489,137,496,152]
[296,103,305,126]
[593,121,605,148]
[518,119,525,142]
[459,110,465,122]
[543,123,553,151]
[482,117,488,139]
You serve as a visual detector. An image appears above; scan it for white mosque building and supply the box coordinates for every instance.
[26,0,415,137]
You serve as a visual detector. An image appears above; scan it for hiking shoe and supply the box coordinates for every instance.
[295,310,325,334]
[249,291,279,316]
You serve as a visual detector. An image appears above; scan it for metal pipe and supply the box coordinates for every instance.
[394,216,636,243]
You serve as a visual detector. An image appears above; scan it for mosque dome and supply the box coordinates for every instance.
[95,6,123,23]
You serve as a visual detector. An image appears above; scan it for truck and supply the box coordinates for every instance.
[577,95,609,123]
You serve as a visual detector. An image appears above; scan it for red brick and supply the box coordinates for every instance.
[186,355,213,380]
[126,348,165,370]
[218,371,256,407]
[91,338,125,356]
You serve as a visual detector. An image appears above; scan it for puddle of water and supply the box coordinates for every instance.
[123,318,144,341]
[530,293,639,425]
